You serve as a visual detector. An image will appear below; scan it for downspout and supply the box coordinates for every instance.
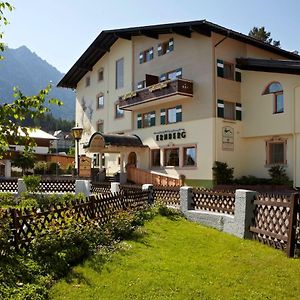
[212,33,229,171]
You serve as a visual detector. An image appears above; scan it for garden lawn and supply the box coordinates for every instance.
[50,215,300,300]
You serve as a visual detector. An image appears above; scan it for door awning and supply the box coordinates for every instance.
[84,132,148,153]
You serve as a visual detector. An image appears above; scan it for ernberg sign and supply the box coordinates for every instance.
[154,129,186,141]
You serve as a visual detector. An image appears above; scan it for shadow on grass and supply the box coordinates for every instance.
[158,206,183,221]
[65,269,92,286]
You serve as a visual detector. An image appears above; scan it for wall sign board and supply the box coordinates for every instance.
[222,126,234,151]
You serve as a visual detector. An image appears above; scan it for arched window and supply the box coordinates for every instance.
[262,82,284,114]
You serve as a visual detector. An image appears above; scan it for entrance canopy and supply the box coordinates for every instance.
[84,133,148,153]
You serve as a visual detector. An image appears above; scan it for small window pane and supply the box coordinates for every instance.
[168,108,177,123]
[143,113,152,128]
[184,147,196,166]
[268,82,283,93]
[224,102,235,120]
[116,58,124,89]
[223,63,234,80]
[115,104,124,118]
[275,93,284,113]
[151,149,160,167]
[164,148,179,166]
[98,69,104,81]
[97,94,104,108]
[270,143,284,164]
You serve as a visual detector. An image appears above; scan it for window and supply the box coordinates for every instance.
[96,93,104,109]
[217,100,242,121]
[160,68,182,82]
[143,112,155,128]
[158,38,174,56]
[116,58,124,89]
[139,47,154,64]
[98,68,104,81]
[151,149,161,167]
[93,154,100,167]
[96,120,104,133]
[266,140,287,165]
[160,105,182,125]
[115,104,124,118]
[262,82,284,114]
[164,148,179,166]
[183,147,196,166]
[85,75,90,87]
[217,59,240,81]
[137,80,145,90]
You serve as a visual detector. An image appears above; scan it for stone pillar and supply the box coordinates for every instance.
[75,180,91,196]
[4,160,11,178]
[111,182,120,194]
[18,178,27,195]
[142,184,154,204]
[180,186,193,213]
[234,189,257,238]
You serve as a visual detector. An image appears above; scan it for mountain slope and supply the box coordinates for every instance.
[0,46,75,120]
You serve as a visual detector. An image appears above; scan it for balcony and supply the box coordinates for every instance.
[118,78,193,111]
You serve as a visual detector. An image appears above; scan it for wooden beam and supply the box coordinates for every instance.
[191,25,211,37]
[172,27,192,38]
[114,32,132,40]
[139,30,159,39]
[77,64,93,71]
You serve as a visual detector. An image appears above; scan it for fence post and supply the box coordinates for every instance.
[180,186,193,213]
[111,182,120,194]
[286,193,299,257]
[17,178,26,195]
[142,184,154,204]
[234,189,257,239]
[75,180,91,196]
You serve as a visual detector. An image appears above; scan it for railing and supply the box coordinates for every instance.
[118,78,193,109]
[250,193,299,257]
[91,182,112,194]
[153,186,180,208]
[192,188,235,215]
[127,166,184,187]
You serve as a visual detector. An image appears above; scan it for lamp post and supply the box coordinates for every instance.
[71,124,83,177]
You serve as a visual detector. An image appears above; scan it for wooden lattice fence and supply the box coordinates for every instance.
[153,186,180,207]
[192,189,235,215]
[3,190,149,251]
[91,182,112,194]
[0,179,18,193]
[250,193,299,257]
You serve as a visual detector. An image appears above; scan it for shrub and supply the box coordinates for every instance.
[234,175,271,185]
[34,162,47,175]
[212,161,234,184]
[0,193,16,207]
[268,165,289,185]
[23,175,41,193]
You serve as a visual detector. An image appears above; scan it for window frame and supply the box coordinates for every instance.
[115,58,124,89]
[266,139,287,166]
[224,101,236,121]
[85,75,91,87]
[139,47,154,64]
[96,93,104,109]
[96,120,104,133]
[151,149,161,167]
[158,38,174,56]
[164,147,180,167]
[115,103,124,119]
[98,68,104,82]
[183,146,197,167]
[223,61,235,80]
[262,81,284,114]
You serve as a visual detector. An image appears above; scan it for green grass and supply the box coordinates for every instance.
[50,216,300,300]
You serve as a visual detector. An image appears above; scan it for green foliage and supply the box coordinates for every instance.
[268,165,290,185]
[248,26,280,47]
[23,175,41,193]
[0,192,16,206]
[12,151,36,174]
[33,161,47,175]
[212,161,234,184]
[67,147,75,156]
[234,175,271,185]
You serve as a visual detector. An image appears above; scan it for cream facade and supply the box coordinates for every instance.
[59,21,300,187]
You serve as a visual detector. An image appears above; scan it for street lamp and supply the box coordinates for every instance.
[71,124,83,177]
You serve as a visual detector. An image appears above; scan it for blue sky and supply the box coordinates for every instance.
[3,0,300,73]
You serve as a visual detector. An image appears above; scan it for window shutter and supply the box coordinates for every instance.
[160,73,167,82]
[149,47,154,60]
[235,67,242,82]
[235,103,242,120]
[168,38,174,52]
[160,109,166,125]
[176,105,182,122]
[139,52,144,64]
[217,59,224,78]
[150,111,156,126]
[137,113,142,128]
[217,99,224,118]
[157,43,162,56]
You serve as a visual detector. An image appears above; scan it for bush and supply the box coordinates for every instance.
[234,175,271,185]
[0,193,16,207]
[268,165,289,185]
[212,161,234,184]
[34,162,47,175]
[23,175,41,193]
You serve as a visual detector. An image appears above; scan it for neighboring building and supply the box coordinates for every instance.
[58,20,300,187]
[51,130,74,153]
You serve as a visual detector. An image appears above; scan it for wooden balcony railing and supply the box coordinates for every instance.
[127,166,184,187]
[119,78,193,110]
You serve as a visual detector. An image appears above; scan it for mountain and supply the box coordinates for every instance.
[0,46,75,120]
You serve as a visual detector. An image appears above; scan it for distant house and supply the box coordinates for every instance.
[51,130,74,153]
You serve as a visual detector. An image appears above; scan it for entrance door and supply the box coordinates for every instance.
[127,152,137,168]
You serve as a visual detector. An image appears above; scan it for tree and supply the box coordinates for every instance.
[248,26,281,47]
[0,2,62,158]
[12,150,36,175]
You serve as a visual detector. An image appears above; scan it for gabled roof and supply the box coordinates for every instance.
[58,20,300,89]
[236,58,300,75]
